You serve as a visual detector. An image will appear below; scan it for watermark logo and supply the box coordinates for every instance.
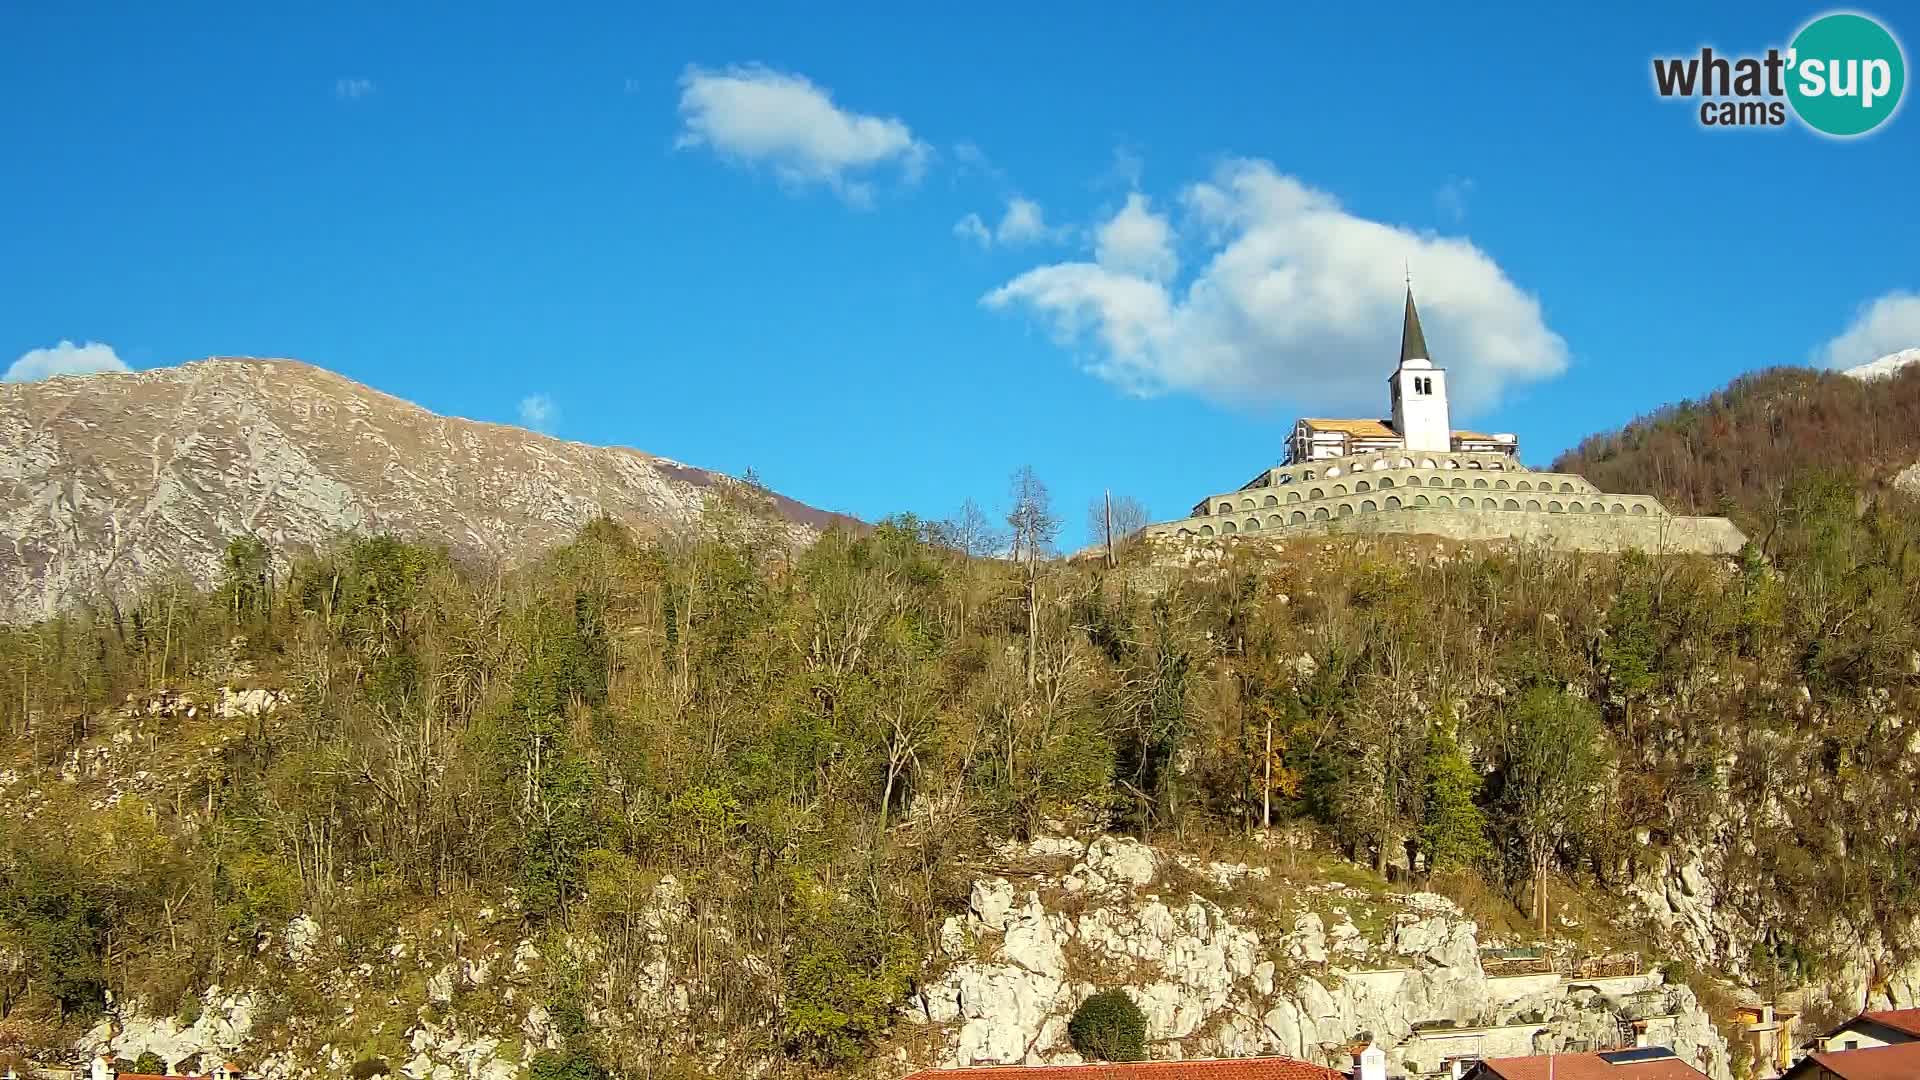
[1652,10,1906,136]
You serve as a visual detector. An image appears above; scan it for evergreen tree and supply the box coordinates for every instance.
[1419,719,1493,873]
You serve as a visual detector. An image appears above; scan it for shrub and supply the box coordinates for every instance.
[349,1059,390,1080]
[528,1049,608,1080]
[1068,988,1147,1062]
[134,1053,166,1075]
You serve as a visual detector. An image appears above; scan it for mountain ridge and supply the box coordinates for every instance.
[0,357,855,622]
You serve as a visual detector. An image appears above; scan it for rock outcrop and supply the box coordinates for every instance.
[911,836,1731,1079]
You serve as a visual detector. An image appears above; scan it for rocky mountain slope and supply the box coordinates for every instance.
[1844,347,1920,381]
[0,358,851,622]
[1846,349,1920,494]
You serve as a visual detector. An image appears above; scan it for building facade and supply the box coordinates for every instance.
[1140,289,1745,557]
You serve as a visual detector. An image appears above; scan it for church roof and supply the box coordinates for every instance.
[1299,417,1398,438]
[1400,287,1433,366]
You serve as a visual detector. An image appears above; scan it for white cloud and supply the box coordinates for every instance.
[334,78,376,101]
[674,64,929,205]
[518,394,559,433]
[1435,176,1475,223]
[1814,290,1920,370]
[954,196,1066,249]
[1094,192,1177,281]
[984,159,1568,414]
[4,340,130,382]
[996,197,1053,245]
[953,213,992,247]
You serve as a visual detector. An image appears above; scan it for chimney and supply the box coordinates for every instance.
[1352,1041,1387,1080]
[91,1056,118,1080]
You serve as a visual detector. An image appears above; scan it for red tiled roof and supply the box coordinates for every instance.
[1857,1008,1920,1038]
[1473,1052,1707,1080]
[901,1057,1344,1080]
[1799,1041,1920,1079]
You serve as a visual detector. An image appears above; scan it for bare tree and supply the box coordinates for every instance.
[1006,467,1059,687]
[939,497,1003,559]
[1086,493,1151,565]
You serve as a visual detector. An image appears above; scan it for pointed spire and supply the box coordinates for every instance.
[1399,286,1431,366]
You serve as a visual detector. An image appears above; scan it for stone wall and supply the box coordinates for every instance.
[1262,506,1747,555]
[1151,450,1747,558]
[1144,507,1745,557]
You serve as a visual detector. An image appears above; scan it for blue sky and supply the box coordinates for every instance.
[4,3,1918,548]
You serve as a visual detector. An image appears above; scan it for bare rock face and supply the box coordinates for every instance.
[0,358,852,622]
[912,836,1730,1078]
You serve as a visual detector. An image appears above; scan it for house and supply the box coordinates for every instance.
[1814,1009,1920,1053]
[1461,1046,1709,1079]
[1780,1040,1920,1079]
[1728,1002,1799,1076]
[900,1056,1347,1080]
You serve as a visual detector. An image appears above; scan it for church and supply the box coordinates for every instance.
[1138,289,1748,556]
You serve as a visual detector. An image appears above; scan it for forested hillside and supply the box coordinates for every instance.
[2,395,1920,1077]
[1553,363,1920,529]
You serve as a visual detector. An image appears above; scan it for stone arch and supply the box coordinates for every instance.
[1397,457,1413,468]
[1290,510,1307,525]
[1312,506,1330,521]
[1420,458,1438,469]
[1495,479,1510,490]
[1385,496,1402,510]
[1504,499,1520,510]
[1241,498,1256,510]
[1332,483,1349,496]
[1413,494,1429,507]
[1516,480,1532,491]
[1222,520,1238,533]
[1437,495,1453,507]
[1443,458,1459,469]
[1611,503,1627,514]
[1286,490,1301,503]
[1355,479,1372,493]
[1337,503,1354,517]
[1275,472,1292,485]
[1301,470,1315,481]
[1630,503,1648,515]
[1177,529,1193,539]
[1263,494,1278,507]
[1361,499,1378,512]
[1570,501,1586,513]
[1468,460,1483,470]
[1245,517,1261,531]
[1217,502,1232,514]
[1311,488,1325,500]
[1452,477,1468,488]
[1548,501,1564,513]
[1200,524,1215,536]
[1326,465,1343,478]
[1473,478,1490,489]
[1268,514,1285,528]
[1406,475,1422,486]
[1559,482,1574,493]
[1481,498,1498,510]
[1527,499,1542,511]
[1372,457,1390,471]
[1379,476,1395,488]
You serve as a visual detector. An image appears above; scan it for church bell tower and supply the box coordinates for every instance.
[1389,287,1452,453]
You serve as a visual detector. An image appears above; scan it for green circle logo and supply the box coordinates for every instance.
[1787,12,1906,136]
